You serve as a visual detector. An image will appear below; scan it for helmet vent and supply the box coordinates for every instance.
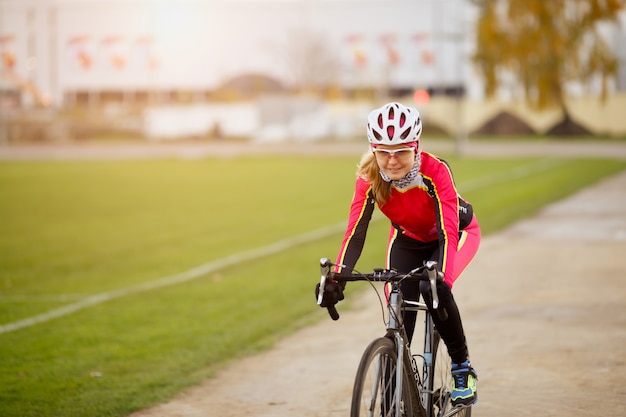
[388,107,395,120]
[377,114,384,129]
[387,126,395,139]
[400,127,411,139]
[368,123,383,141]
[399,113,406,127]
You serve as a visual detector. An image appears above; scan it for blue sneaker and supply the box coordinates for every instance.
[451,361,477,407]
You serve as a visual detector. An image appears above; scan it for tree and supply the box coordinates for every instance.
[270,28,340,95]
[471,0,625,110]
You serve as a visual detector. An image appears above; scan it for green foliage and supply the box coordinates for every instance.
[0,155,624,416]
[472,0,625,108]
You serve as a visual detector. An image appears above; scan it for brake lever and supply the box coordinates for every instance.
[318,258,331,306]
[424,261,440,309]
[318,258,340,320]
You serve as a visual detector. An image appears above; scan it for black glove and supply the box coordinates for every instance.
[315,280,345,308]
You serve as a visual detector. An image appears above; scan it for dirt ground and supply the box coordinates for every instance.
[2,141,624,416]
[115,144,626,417]
[1,138,626,161]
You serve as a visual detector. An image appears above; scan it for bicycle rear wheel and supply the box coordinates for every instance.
[430,332,471,417]
[351,337,423,417]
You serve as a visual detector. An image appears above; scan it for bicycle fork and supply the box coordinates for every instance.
[389,287,441,417]
[387,289,404,417]
[421,315,436,414]
[388,289,423,417]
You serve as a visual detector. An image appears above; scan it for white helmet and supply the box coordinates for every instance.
[366,102,422,145]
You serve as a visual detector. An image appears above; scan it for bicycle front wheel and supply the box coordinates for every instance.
[431,332,472,417]
[351,337,423,417]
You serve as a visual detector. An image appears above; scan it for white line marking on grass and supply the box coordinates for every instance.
[0,158,563,335]
[459,158,565,192]
[0,223,349,335]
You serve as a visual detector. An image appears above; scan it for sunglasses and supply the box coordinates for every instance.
[372,147,415,159]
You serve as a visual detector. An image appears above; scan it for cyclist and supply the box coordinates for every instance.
[317,102,480,407]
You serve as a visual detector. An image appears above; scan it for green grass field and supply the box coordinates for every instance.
[1,153,625,417]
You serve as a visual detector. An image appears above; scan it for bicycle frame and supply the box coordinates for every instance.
[386,287,413,416]
[317,259,468,417]
[388,284,439,417]
[406,297,461,417]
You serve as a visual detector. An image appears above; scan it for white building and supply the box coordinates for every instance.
[0,0,478,108]
[1,0,625,140]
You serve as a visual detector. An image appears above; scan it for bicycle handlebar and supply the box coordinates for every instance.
[317,258,444,321]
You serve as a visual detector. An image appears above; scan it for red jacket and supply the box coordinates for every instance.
[336,152,470,285]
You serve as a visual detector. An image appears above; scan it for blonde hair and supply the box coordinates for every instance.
[357,151,392,206]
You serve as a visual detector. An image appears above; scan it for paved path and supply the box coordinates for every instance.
[461,169,626,416]
[129,167,626,415]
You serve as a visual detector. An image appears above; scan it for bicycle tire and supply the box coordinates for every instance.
[351,337,425,417]
[430,332,472,417]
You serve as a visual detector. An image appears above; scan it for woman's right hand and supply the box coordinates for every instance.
[314,281,344,308]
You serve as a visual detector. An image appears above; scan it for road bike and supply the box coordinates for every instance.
[317,258,472,417]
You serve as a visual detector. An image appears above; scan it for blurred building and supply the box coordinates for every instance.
[0,0,479,109]
[1,0,625,140]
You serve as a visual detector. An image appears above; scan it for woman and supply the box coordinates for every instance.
[318,102,480,406]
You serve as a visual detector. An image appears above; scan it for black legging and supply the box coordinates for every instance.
[388,234,469,364]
